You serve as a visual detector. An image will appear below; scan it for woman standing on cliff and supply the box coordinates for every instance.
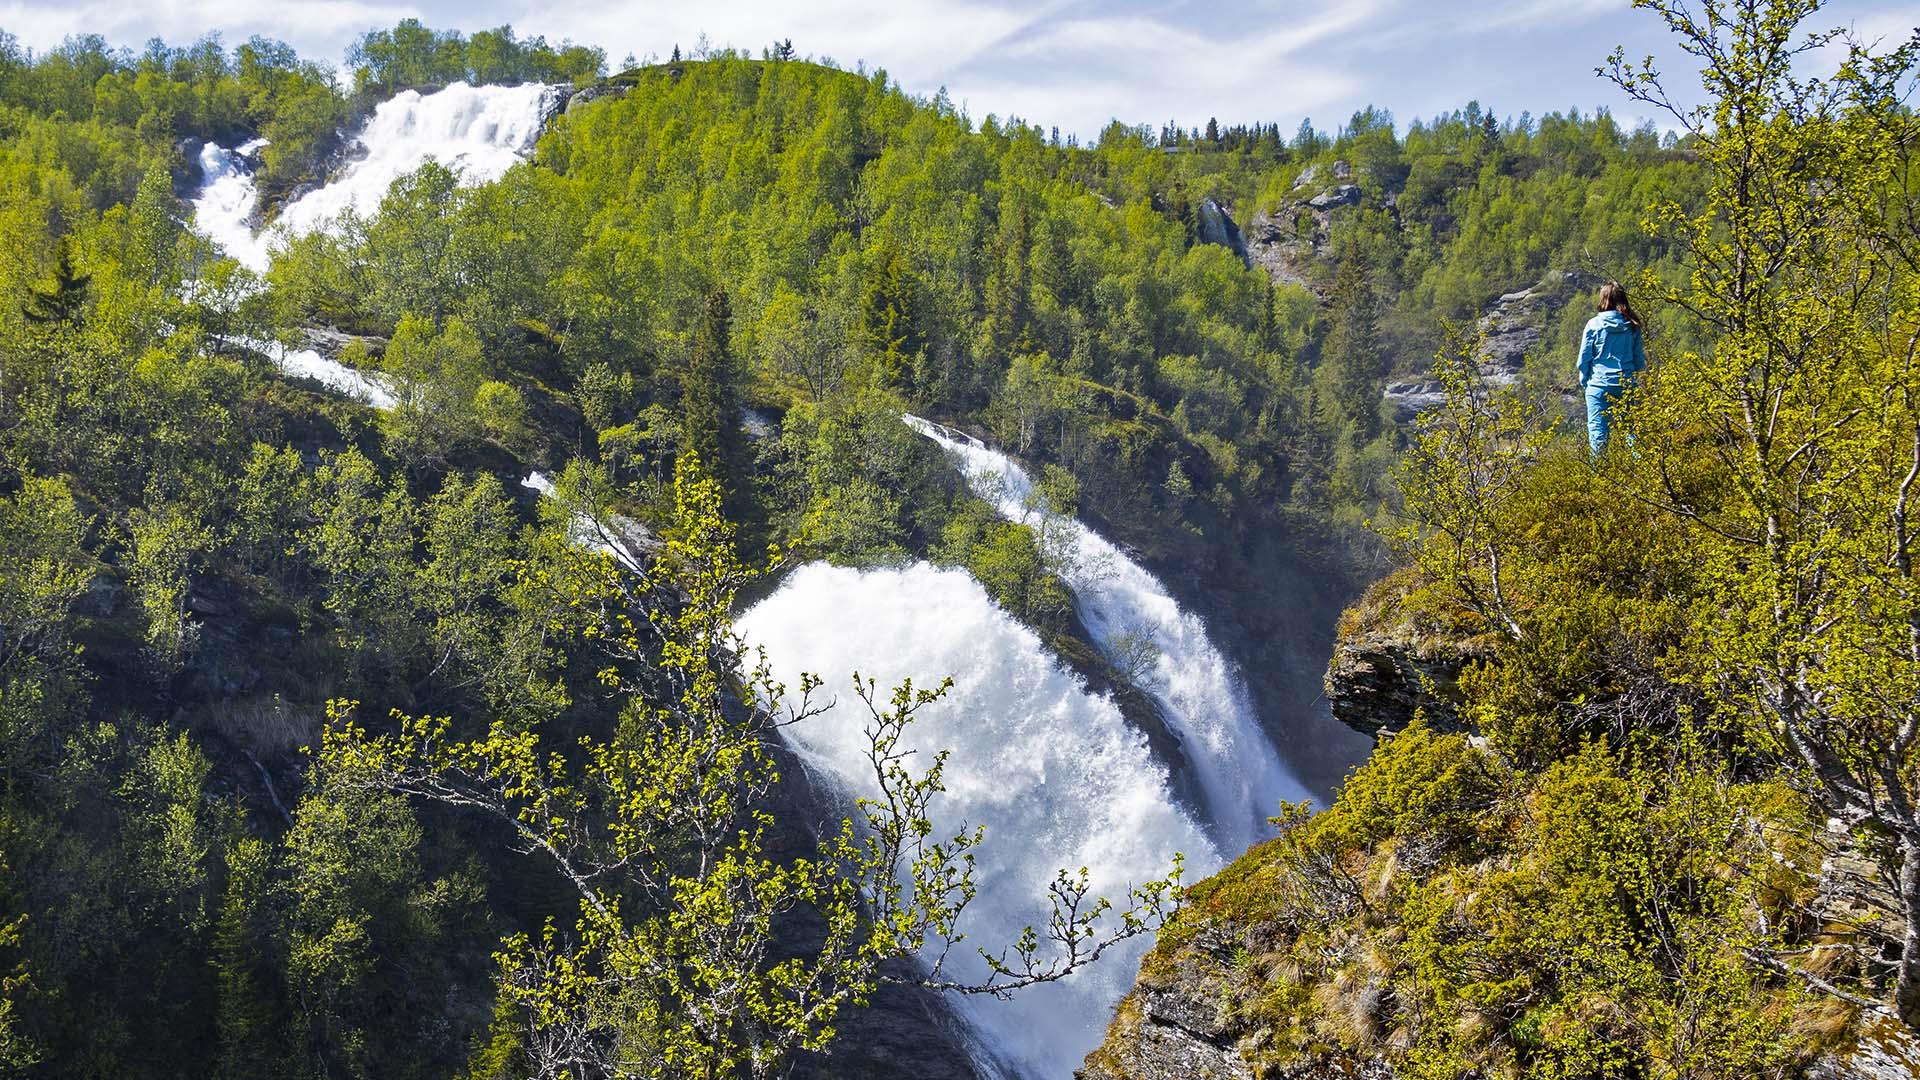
[1577,281,1647,455]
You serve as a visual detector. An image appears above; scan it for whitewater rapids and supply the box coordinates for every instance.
[738,562,1216,1080]
[191,81,555,272]
[904,416,1307,852]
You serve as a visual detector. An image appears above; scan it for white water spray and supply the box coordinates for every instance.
[191,81,556,272]
[738,562,1216,1080]
[903,415,1307,852]
[191,138,269,267]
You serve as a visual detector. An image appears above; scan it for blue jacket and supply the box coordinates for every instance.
[1578,310,1646,387]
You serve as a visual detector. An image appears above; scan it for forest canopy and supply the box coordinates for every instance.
[0,2,1869,1076]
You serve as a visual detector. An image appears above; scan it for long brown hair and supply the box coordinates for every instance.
[1597,280,1640,328]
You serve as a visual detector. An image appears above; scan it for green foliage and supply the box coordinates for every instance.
[125,503,215,671]
[1342,0,1920,1062]
[348,20,605,99]
[0,13,1849,1079]
[380,315,492,463]
[1152,722,1816,1079]
[314,455,1181,1077]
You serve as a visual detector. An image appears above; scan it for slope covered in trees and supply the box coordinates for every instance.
[1090,2,1920,1076]
[0,9,1807,1077]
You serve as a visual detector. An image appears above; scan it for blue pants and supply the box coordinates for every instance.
[1586,382,1627,455]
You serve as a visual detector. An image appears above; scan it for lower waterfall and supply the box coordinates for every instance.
[739,562,1217,1079]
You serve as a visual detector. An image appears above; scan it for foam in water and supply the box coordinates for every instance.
[192,138,269,268]
[902,416,1308,852]
[519,471,651,573]
[191,82,555,272]
[738,562,1216,1080]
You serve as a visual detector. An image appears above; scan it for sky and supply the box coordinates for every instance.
[1,0,1914,138]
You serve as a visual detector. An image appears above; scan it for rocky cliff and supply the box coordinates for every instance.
[1080,572,1920,1080]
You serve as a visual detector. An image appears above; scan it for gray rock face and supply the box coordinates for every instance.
[1244,208,1316,289]
[1811,1022,1920,1080]
[1307,184,1362,211]
[1475,285,1551,377]
[1380,379,1447,421]
[564,82,629,114]
[1195,198,1251,267]
[1382,273,1593,421]
[1077,985,1254,1080]
[1323,615,1483,740]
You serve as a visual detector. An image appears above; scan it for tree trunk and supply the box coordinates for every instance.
[1896,834,1920,1028]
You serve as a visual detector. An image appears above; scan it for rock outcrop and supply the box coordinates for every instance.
[1195,198,1251,268]
[1086,565,1920,1080]
[1243,208,1316,289]
[1381,269,1600,421]
[1241,162,1369,294]
[1322,571,1485,740]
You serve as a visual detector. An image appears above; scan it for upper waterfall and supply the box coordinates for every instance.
[738,562,1216,1080]
[191,81,557,272]
[902,416,1308,852]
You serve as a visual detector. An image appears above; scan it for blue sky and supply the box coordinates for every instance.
[2,0,1913,138]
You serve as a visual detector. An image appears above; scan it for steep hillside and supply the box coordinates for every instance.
[0,14,1784,1080]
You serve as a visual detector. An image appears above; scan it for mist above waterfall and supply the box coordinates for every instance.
[191,81,555,272]
[738,562,1215,1080]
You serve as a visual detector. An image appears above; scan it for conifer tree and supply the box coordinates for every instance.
[1316,249,1385,444]
[213,837,276,1080]
[21,242,90,326]
[681,286,740,487]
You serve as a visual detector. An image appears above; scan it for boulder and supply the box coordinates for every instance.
[1194,198,1251,268]
[1307,184,1362,211]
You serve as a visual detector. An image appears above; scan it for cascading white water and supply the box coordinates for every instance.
[186,77,1293,1079]
[737,562,1217,1080]
[903,415,1308,852]
[188,83,554,415]
[215,335,398,409]
[192,138,269,267]
[520,471,652,573]
[191,81,556,272]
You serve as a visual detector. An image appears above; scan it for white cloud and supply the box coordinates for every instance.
[2,0,418,62]
[0,0,1911,138]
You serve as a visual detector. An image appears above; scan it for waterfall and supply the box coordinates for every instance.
[737,562,1217,1080]
[191,81,557,273]
[191,138,269,269]
[902,415,1308,851]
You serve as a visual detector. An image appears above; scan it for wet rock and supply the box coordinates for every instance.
[1195,198,1251,267]
[295,325,386,362]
